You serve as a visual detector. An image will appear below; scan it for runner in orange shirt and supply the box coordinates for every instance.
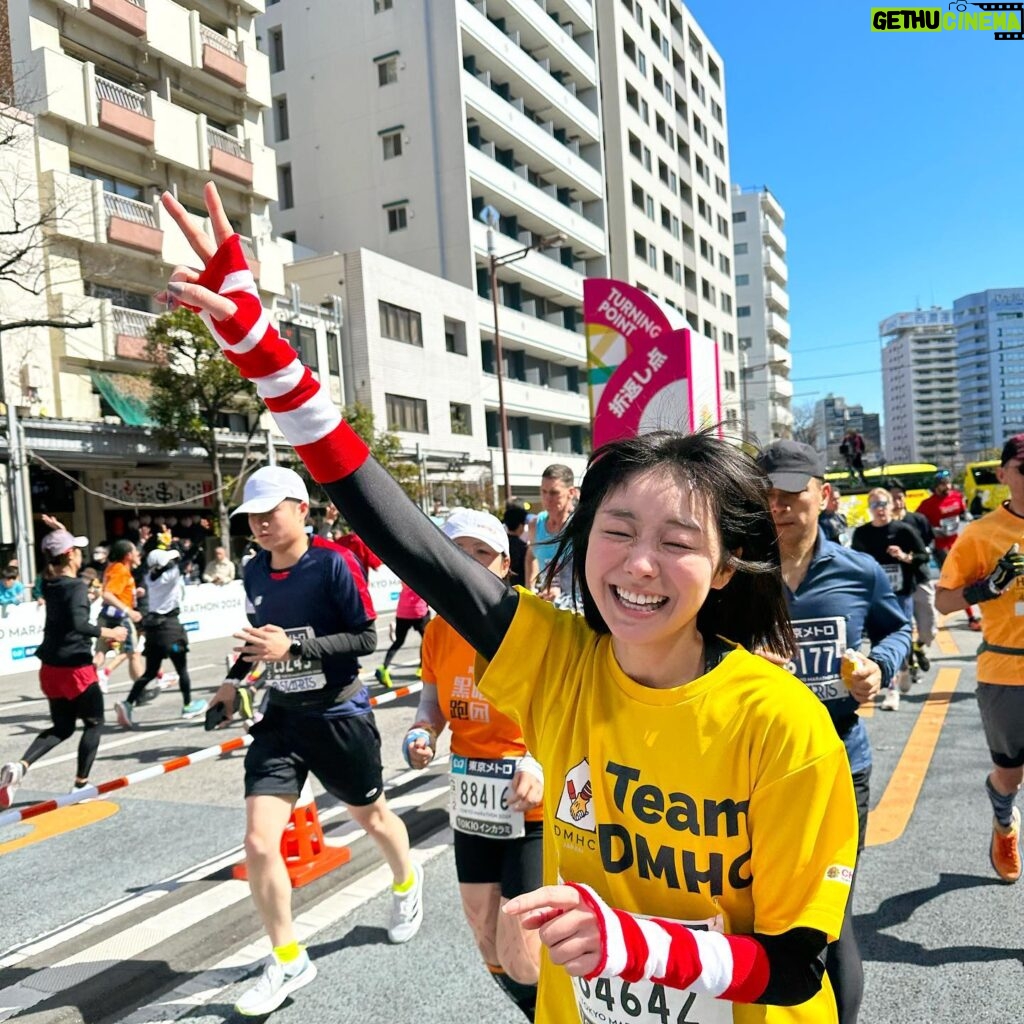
[98,540,144,691]
[402,509,543,1021]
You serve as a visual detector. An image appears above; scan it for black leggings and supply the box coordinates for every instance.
[127,646,192,705]
[382,614,430,668]
[23,682,105,781]
[826,765,870,1024]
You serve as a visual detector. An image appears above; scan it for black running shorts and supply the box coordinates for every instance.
[244,704,385,806]
[977,682,1024,768]
[452,820,544,897]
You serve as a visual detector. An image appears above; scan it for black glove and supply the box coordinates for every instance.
[964,544,1024,605]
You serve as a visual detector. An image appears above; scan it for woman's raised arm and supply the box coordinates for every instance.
[159,184,516,659]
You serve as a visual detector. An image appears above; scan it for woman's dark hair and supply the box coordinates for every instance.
[43,550,75,579]
[546,429,794,657]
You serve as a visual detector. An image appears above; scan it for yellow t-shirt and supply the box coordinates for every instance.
[421,615,542,823]
[939,504,1024,684]
[478,590,857,1024]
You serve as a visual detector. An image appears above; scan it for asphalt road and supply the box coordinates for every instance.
[1,611,1021,1024]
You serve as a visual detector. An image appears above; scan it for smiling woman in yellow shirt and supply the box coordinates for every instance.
[157,183,859,1024]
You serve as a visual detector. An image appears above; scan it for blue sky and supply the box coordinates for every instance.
[685,0,1023,424]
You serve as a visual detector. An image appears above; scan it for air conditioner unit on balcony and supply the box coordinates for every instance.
[20,364,43,390]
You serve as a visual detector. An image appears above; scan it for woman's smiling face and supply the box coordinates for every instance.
[585,466,734,683]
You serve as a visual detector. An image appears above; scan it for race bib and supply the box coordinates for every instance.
[787,616,849,704]
[937,515,959,537]
[573,913,731,1024]
[449,755,525,839]
[262,626,327,693]
[882,562,902,592]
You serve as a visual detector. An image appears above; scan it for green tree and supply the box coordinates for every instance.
[145,308,264,549]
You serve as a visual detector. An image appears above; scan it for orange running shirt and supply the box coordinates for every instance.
[102,562,136,610]
[420,614,543,823]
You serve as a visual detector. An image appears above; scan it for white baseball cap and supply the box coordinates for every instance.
[232,466,310,516]
[442,508,509,556]
[147,548,181,569]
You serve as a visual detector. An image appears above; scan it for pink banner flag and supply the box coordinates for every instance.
[584,279,721,448]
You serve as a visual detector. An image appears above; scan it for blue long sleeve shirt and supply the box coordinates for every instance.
[783,530,912,773]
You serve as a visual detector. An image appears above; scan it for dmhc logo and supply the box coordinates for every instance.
[871,2,1023,37]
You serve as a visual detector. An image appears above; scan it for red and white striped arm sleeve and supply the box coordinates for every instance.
[193,237,368,484]
[566,882,770,1004]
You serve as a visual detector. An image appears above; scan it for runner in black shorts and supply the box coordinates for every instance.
[402,510,543,1020]
[205,466,424,1017]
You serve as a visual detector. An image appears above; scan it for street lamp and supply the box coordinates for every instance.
[479,203,566,504]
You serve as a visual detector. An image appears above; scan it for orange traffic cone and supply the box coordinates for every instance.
[233,780,351,888]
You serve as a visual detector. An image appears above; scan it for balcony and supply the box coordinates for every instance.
[470,220,583,303]
[765,279,789,313]
[496,0,597,86]
[104,192,163,254]
[762,215,786,255]
[466,147,605,255]
[767,341,790,365]
[760,189,784,225]
[112,306,160,360]
[459,2,600,143]
[766,311,791,342]
[95,74,154,145]
[477,297,586,364]
[764,246,787,285]
[87,0,146,36]
[208,126,254,186]
[481,376,589,423]
[200,24,246,89]
[462,72,602,200]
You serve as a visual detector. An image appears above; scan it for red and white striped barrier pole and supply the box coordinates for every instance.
[0,734,252,829]
[368,679,422,707]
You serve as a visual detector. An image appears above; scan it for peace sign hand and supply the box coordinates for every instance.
[155,182,240,321]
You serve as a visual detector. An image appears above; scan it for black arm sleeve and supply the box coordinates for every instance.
[69,585,101,640]
[324,460,518,661]
[303,621,377,659]
[752,928,828,1005]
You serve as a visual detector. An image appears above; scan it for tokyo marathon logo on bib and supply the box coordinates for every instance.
[556,759,596,832]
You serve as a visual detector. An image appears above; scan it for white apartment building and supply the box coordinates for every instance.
[730,185,792,443]
[879,308,958,466]
[256,0,601,494]
[2,0,282,547]
[597,0,739,428]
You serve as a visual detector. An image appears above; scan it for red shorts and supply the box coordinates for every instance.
[40,664,98,701]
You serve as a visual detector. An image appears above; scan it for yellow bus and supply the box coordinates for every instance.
[824,463,938,529]
[963,460,1009,514]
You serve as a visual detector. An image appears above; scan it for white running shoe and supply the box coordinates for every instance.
[235,951,317,1016]
[388,861,424,943]
[97,669,110,694]
[880,688,900,712]
[0,761,25,809]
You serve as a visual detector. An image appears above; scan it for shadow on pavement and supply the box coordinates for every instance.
[857,871,1024,967]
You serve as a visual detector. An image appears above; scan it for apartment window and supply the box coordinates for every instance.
[326,330,340,375]
[719,253,731,275]
[708,57,721,86]
[279,321,319,370]
[374,0,393,10]
[717,214,730,239]
[273,96,289,141]
[723,370,736,391]
[736,273,750,286]
[450,402,472,436]
[386,393,428,433]
[379,300,422,345]
[277,164,294,209]
[701,278,715,302]
[648,243,658,269]
[376,53,399,86]
[735,242,748,255]
[737,305,751,317]
[732,211,747,223]
[385,201,408,232]
[626,83,640,116]
[703,320,717,342]
[633,231,648,260]
[70,164,144,201]
[699,237,714,263]
[268,27,284,72]
[445,318,467,355]
[721,293,732,314]
[722,331,735,353]
[381,127,403,159]
[645,195,655,219]
[715,177,727,200]
[632,181,645,210]
[712,137,725,161]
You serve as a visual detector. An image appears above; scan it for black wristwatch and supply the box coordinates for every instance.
[289,639,303,658]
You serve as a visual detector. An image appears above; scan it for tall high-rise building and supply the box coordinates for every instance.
[730,185,791,443]
[1,0,281,548]
[953,288,1024,458]
[596,0,739,428]
[815,393,882,470]
[257,0,602,493]
[879,308,957,467]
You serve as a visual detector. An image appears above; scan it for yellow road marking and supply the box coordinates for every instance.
[866,666,961,847]
[0,801,118,856]
[936,624,960,656]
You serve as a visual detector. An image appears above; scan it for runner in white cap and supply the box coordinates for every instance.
[0,526,127,806]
